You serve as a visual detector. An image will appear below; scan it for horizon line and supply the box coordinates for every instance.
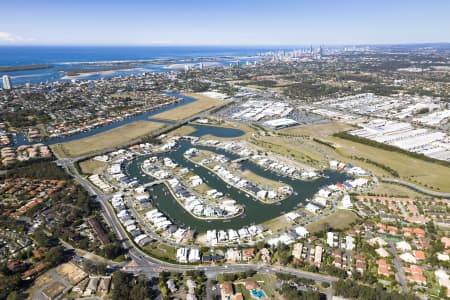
[0,42,450,48]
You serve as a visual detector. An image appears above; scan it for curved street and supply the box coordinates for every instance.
[58,158,339,297]
[381,177,450,198]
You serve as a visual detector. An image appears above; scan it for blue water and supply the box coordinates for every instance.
[126,139,350,231]
[251,290,266,298]
[0,46,281,86]
[12,92,196,147]
[12,93,247,147]
[190,124,245,138]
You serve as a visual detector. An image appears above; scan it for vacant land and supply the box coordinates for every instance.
[166,125,197,137]
[370,182,428,199]
[260,122,450,192]
[242,169,285,190]
[78,159,106,174]
[251,137,325,167]
[55,263,87,285]
[306,209,360,233]
[192,183,212,195]
[328,136,450,192]
[26,273,53,300]
[51,121,166,158]
[42,282,66,299]
[280,122,356,138]
[263,215,294,232]
[151,92,224,121]
[143,241,177,263]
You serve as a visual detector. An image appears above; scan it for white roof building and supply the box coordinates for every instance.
[326,232,334,247]
[341,194,352,209]
[346,235,355,250]
[294,226,309,238]
[188,248,200,263]
[435,270,450,297]
[376,248,390,258]
[399,252,417,264]
[176,248,188,263]
[437,253,450,261]
[396,241,412,252]
[305,203,320,214]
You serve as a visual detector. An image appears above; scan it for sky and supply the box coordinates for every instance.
[1,0,450,46]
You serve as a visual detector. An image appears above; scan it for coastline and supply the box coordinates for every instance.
[0,46,264,86]
[165,61,220,70]
[61,68,138,80]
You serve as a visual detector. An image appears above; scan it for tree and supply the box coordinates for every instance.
[6,291,19,300]
[111,271,151,300]
[46,246,65,267]
[129,276,151,300]
[102,242,123,259]
[33,230,50,248]
[111,271,132,300]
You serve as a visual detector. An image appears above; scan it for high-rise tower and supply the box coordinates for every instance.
[2,75,12,90]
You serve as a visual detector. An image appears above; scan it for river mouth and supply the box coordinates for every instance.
[125,130,351,232]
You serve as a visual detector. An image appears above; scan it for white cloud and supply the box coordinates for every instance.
[0,31,34,43]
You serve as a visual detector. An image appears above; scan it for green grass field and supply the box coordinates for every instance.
[370,182,428,199]
[242,169,286,190]
[51,121,166,158]
[151,92,224,121]
[280,121,356,138]
[306,209,360,234]
[143,242,177,263]
[166,125,197,137]
[78,159,106,174]
[327,135,450,192]
[253,122,450,193]
[263,215,295,232]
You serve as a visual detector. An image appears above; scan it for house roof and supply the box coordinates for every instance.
[245,280,259,290]
[442,236,450,248]
[221,282,233,295]
[243,248,256,257]
[407,274,427,284]
[413,250,426,260]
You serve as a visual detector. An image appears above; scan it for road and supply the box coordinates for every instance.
[381,177,450,198]
[388,241,408,293]
[58,158,339,296]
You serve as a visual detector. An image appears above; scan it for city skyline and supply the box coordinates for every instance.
[1,0,450,46]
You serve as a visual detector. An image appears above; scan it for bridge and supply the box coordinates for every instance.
[232,157,248,163]
[53,101,233,163]
[143,180,165,188]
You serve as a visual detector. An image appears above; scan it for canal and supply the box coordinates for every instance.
[126,127,350,232]
[12,92,193,147]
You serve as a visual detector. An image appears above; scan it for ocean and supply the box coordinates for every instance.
[0,46,280,86]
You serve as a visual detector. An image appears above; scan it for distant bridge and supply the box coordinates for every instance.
[143,180,165,188]
[232,157,248,163]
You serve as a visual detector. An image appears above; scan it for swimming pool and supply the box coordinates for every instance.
[251,289,266,298]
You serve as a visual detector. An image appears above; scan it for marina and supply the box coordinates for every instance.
[126,133,350,231]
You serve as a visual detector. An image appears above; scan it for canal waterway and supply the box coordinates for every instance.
[12,92,193,147]
[126,135,350,232]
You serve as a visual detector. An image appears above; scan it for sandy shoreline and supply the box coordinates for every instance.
[165,62,220,69]
[61,68,137,80]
